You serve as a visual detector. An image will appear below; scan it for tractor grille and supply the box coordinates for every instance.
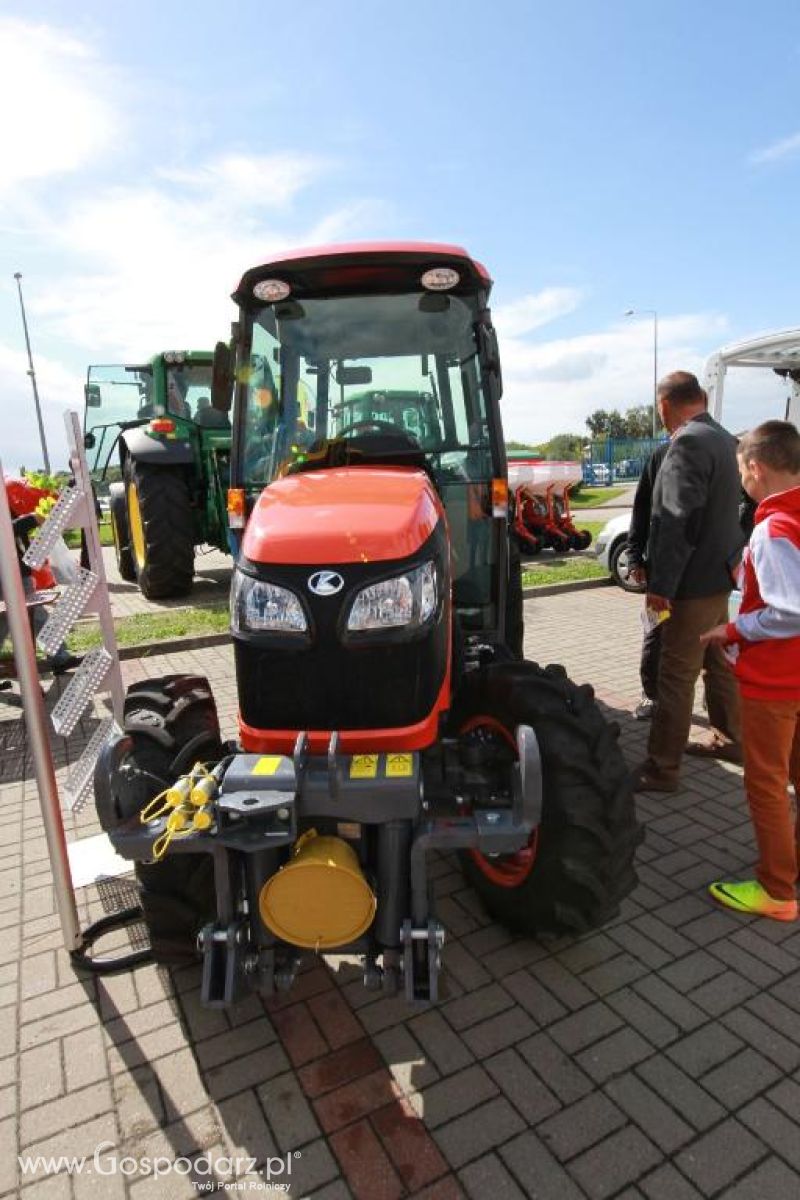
[234,526,449,735]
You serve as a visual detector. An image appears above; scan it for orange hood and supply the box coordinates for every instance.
[242,466,444,565]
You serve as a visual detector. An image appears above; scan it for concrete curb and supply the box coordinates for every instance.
[522,576,612,600]
[113,577,614,661]
[118,630,230,660]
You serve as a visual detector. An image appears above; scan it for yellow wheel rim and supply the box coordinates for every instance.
[127,483,146,570]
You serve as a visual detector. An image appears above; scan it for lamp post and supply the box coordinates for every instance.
[624,308,659,438]
[13,272,51,474]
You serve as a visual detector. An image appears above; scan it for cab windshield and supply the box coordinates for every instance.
[239,291,492,489]
[84,361,215,475]
[239,290,499,619]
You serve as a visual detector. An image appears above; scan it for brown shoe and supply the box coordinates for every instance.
[632,766,679,793]
[685,735,742,765]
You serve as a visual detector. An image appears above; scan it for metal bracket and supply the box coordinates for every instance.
[200,920,250,1007]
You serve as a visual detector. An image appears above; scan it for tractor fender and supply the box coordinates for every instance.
[120,426,196,467]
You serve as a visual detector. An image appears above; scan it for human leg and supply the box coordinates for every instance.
[740,696,800,901]
[640,622,662,701]
[643,595,725,784]
[702,597,742,745]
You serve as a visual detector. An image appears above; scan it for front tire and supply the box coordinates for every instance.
[610,539,645,593]
[109,483,136,582]
[451,660,642,934]
[124,459,195,599]
[100,674,223,962]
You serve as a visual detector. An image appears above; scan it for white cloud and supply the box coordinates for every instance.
[498,312,730,444]
[0,17,119,192]
[27,174,386,359]
[749,131,800,165]
[157,152,330,210]
[0,342,83,472]
[493,287,584,338]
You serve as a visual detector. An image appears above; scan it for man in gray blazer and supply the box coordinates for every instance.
[634,371,743,792]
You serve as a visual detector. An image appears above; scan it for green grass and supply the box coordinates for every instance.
[574,520,603,541]
[569,486,626,508]
[68,603,230,653]
[521,557,608,588]
[63,522,115,548]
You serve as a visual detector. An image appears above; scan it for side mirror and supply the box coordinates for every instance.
[83,432,96,450]
[476,318,503,393]
[211,341,233,413]
[85,384,102,408]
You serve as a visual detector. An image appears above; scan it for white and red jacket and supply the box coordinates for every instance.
[725,485,800,700]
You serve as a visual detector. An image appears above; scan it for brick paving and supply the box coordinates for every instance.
[1,586,799,1198]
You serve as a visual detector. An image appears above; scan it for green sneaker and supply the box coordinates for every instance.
[709,879,798,922]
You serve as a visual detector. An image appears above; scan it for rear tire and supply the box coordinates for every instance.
[109,483,136,582]
[124,459,195,599]
[451,660,642,934]
[101,675,223,963]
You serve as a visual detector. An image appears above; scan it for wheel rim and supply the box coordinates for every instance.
[127,482,146,570]
[614,545,643,590]
[111,511,124,569]
[461,714,540,889]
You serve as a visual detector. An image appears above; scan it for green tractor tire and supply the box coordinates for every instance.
[124,459,195,599]
[108,482,136,582]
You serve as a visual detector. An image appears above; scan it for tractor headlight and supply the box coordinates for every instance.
[347,561,438,633]
[231,571,307,633]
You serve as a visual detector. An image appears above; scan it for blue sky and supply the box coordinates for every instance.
[1,0,798,469]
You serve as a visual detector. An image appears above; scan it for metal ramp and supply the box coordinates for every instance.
[1,410,150,971]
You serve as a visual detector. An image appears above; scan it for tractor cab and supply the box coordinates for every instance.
[225,244,511,650]
[83,352,226,479]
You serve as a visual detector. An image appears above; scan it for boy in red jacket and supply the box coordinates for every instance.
[700,420,800,920]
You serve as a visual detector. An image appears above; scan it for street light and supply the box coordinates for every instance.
[13,272,51,474]
[624,308,659,438]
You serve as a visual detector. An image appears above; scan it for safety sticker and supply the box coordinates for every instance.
[350,754,379,779]
[252,756,283,776]
[386,754,414,778]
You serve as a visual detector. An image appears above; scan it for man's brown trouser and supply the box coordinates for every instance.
[741,695,800,901]
[647,593,741,784]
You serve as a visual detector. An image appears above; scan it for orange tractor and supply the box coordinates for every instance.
[96,244,640,1004]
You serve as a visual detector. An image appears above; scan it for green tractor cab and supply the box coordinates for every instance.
[83,350,233,598]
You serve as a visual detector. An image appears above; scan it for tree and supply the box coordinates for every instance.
[623,405,653,439]
[586,409,628,438]
[546,433,584,460]
[585,409,610,437]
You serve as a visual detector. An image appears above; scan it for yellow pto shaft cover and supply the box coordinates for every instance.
[259,830,376,950]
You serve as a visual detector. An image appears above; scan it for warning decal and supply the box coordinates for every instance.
[252,756,282,776]
[350,754,379,779]
[386,754,414,778]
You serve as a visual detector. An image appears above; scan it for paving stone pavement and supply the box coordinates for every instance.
[1,586,799,1199]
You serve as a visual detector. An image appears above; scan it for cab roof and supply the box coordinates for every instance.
[233,241,492,307]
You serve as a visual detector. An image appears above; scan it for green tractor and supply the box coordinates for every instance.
[83,350,233,599]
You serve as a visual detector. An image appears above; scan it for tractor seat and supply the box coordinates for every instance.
[194,408,231,430]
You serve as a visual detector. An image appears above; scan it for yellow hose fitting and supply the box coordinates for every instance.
[166,807,191,832]
[165,776,193,808]
[190,776,218,808]
[192,809,214,831]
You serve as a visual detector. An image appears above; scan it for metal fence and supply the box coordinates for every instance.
[582,436,668,485]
